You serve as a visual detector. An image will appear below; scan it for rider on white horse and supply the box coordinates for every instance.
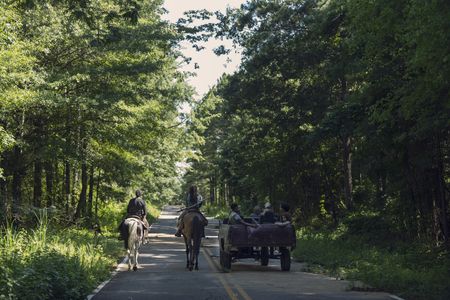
[118,189,149,248]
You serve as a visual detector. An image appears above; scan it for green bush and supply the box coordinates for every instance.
[0,223,116,300]
[98,200,160,234]
[98,200,127,233]
[0,202,161,300]
[203,203,228,220]
[341,212,399,243]
[293,230,450,300]
[0,204,138,300]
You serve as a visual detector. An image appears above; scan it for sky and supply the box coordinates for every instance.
[163,0,246,100]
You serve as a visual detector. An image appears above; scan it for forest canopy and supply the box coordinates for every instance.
[0,0,192,222]
[183,0,450,246]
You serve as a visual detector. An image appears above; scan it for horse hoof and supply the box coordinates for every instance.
[195,267,199,270]
[133,266,137,271]
[189,267,193,271]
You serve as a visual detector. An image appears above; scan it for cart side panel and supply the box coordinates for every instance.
[228,224,296,247]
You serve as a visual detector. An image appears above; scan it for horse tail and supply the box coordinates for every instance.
[128,220,138,250]
[192,215,202,255]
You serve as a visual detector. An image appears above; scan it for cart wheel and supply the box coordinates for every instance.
[220,249,231,272]
[280,247,291,271]
[260,247,269,266]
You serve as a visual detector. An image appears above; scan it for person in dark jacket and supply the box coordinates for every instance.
[175,185,207,237]
[260,202,277,223]
[279,203,292,223]
[127,189,147,218]
[118,190,149,248]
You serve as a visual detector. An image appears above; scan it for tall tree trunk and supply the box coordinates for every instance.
[71,164,79,207]
[375,168,387,211]
[12,110,26,215]
[435,135,449,246]
[12,146,23,214]
[64,161,71,214]
[64,96,72,213]
[54,161,59,206]
[95,169,101,221]
[45,161,54,207]
[33,160,43,208]
[321,155,337,224]
[208,176,213,204]
[87,165,94,220]
[0,156,7,218]
[75,162,88,219]
[342,136,353,210]
[72,103,82,208]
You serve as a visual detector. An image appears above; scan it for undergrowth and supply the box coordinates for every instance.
[0,201,160,300]
[203,203,229,220]
[293,214,450,300]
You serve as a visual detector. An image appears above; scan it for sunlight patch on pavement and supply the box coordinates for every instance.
[157,215,179,220]
[148,232,177,238]
[139,253,178,259]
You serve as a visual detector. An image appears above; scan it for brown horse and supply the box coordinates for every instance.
[182,211,207,271]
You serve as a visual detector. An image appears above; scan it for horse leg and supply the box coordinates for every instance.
[194,233,202,270]
[193,218,201,271]
[135,243,140,268]
[127,249,132,271]
[133,245,138,271]
[194,252,199,270]
[184,236,189,269]
[189,239,194,271]
[195,240,200,271]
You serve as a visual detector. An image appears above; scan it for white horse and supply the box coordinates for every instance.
[126,218,144,271]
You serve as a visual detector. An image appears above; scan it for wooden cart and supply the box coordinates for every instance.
[218,219,296,272]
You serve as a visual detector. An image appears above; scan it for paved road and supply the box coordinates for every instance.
[90,206,396,300]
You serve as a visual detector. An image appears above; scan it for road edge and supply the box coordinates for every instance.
[85,223,154,300]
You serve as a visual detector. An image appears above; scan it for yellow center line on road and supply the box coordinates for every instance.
[235,284,252,300]
[202,248,239,300]
[202,247,253,300]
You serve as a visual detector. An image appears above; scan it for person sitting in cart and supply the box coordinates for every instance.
[250,205,261,223]
[229,203,258,227]
[279,203,292,222]
[259,202,277,223]
[275,203,292,227]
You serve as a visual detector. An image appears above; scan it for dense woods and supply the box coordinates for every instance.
[184,0,450,247]
[0,0,190,224]
[1,1,188,298]
[1,0,449,299]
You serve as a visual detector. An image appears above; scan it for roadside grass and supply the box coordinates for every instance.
[203,203,229,220]
[293,229,450,300]
[0,201,160,300]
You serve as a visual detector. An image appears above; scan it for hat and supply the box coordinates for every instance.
[264,202,272,209]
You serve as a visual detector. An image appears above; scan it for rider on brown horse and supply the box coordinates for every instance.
[175,186,208,237]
